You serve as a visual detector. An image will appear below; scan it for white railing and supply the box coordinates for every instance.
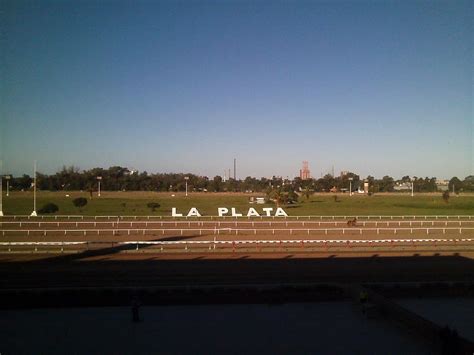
[1,220,473,228]
[1,238,473,253]
[121,238,474,245]
[0,241,86,252]
[1,214,473,221]
[1,227,474,237]
[0,241,86,246]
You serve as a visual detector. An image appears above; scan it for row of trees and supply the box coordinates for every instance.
[36,198,163,215]
[4,166,474,194]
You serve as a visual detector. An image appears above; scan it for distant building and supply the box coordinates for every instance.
[340,171,349,177]
[436,179,449,191]
[394,182,411,191]
[300,161,311,180]
[124,168,137,176]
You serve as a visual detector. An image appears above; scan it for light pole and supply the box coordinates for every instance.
[348,177,353,196]
[184,176,189,197]
[5,175,10,197]
[31,160,37,217]
[0,162,3,217]
[411,177,414,197]
[97,176,102,197]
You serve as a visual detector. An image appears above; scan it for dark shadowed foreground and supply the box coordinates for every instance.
[1,251,474,291]
[0,302,435,355]
[1,251,474,354]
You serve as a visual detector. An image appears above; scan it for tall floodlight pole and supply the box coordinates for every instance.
[0,161,3,217]
[6,175,10,197]
[348,177,353,196]
[184,176,189,197]
[234,158,236,180]
[97,176,102,197]
[31,160,37,216]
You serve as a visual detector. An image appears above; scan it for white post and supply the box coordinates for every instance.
[0,161,3,217]
[184,176,189,197]
[349,177,353,197]
[411,178,414,197]
[97,176,102,197]
[31,160,37,216]
[6,176,10,197]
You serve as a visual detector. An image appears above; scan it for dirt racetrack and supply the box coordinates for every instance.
[1,215,473,255]
[1,215,473,291]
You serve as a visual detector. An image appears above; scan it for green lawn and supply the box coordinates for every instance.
[1,191,474,216]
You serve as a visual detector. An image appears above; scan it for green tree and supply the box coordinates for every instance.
[419,177,437,192]
[15,175,33,190]
[286,190,299,204]
[449,177,462,194]
[72,197,88,208]
[146,202,161,212]
[208,176,223,192]
[268,188,284,206]
[401,175,411,183]
[463,176,474,192]
[442,191,450,203]
[38,203,59,214]
[379,176,395,192]
[318,174,336,192]
[302,186,314,200]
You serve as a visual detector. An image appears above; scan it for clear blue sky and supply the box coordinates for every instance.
[1,0,472,180]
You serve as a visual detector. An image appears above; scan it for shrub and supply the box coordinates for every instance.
[38,203,59,214]
[286,191,299,204]
[73,197,88,208]
[147,202,161,212]
[442,191,450,203]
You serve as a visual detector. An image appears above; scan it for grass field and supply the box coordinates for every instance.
[1,191,474,216]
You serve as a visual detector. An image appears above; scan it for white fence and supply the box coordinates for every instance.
[2,227,474,237]
[1,220,474,228]
[1,238,473,253]
[1,214,473,221]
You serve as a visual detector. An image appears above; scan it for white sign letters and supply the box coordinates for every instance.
[172,207,288,217]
